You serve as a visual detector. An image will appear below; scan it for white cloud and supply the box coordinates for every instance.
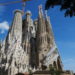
[0,21,9,34]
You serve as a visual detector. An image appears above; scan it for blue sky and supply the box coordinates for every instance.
[0,0,75,72]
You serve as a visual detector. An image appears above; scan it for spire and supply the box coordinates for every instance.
[26,11,31,16]
[25,11,32,28]
[23,11,32,54]
[38,5,46,33]
[45,10,54,48]
[36,5,49,69]
[38,5,43,18]
[26,11,31,21]
[45,10,48,19]
[45,10,50,23]
[45,10,52,29]
[12,9,23,43]
[22,10,35,69]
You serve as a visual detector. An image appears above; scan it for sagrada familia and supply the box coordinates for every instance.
[0,5,63,75]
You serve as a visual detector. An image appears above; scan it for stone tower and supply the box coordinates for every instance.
[22,11,32,68]
[22,11,36,68]
[36,5,50,69]
[0,10,31,75]
[35,5,63,70]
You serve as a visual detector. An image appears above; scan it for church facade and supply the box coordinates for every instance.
[0,5,63,75]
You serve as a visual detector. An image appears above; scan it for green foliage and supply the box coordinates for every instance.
[45,0,75,17]
[49,65,62,75]
[55,70,62,75]
[49,65,55,75]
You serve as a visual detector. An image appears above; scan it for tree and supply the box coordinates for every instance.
[49,64,63,75]
[45,0,75,17]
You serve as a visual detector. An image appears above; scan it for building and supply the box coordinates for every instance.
[0,5,63,75]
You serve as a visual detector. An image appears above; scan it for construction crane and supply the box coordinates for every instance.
[0,0,31,13]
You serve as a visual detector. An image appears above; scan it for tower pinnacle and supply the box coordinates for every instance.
[38,5,43,18]
[26,11,31,16]
[45,10,48,19]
